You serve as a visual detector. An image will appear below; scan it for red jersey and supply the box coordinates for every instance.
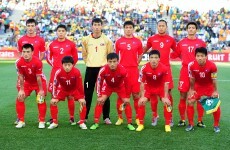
[188,60,217,88]
[47,39,78,68]
[53,67,84,99]
[97,64,128,95]
[17,35,45,58]
[115,36,143,67]
[16,56,46,85]
[172,37,206,66]
[139,62,169,91]
[146,34,176,66]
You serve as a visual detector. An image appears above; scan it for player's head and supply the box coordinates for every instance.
[157,19,167,35]
[92,18,103,34]
[22,43,34,61]
[186,21,198,36]
[56,24,67,40]
[26,18,37,35]
[107,53,119,70]
[62,56,74,72]
[149,50,160,68]
[123,21,135,37]
[195,47,208,65]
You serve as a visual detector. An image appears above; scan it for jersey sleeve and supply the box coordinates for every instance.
[52,69,61,98]
[115,40,119,54]
[171,38,177,52]
[35,60,43,76]
[163,69,170,83]
[211,63,217,79]
[15,59,23,75]
[138,40,143,55]
[81,37,88,63]
[146,37,152,50]
[17,38,22,53]
[170,41,181,59]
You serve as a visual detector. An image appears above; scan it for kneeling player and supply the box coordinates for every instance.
[136,50,172,132]
[90,53,135,131]
[48,56,87,129]
[16,43,47,129]
[186,47,220,133]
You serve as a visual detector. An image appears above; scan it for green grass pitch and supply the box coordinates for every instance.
[0,62,230,149]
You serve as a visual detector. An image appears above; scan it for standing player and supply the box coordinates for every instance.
[136,50,172,132]
[115,20,143,125]
[15,44,47,128]
[90,53,135,131]
[48,56,87,130]
[82,18,113,124]
[15,18,46,124]
[143,19,176,126]
[171,22,206,127]
[46,24,78,125]
[186,47,220,132]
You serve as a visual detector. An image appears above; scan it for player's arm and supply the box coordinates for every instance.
[52,69,61,99]
[188,63,196,98]
[161,71,171,105]
[170,42,180,59]
[139,66,146,97]
[211,67,218,97]
[18,73,25,100]
[96,67,105,97]
[81,37,87,63]
[46,42,53,66]
[36,61,44,97]
[17,39,22,56]
[39,38,46,60]
[137,41,144,64]
[72,43,78,65]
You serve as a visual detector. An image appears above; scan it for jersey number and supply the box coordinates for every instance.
[28,68,32,74]
[199,72,205,78]
[153,75,157,80]
[66,80,71,85]
[111,78,115,83]
[160,42,164,48]
[127,44,131,50]
[60,48,64,54]
[188,46,194,53]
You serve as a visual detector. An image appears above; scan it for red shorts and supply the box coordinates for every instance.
[17,80,47,97]
[189,85,214,100]
[167,66,174,89]
[48,67,60,93]
[178,66,190,92]
[125,67,140,96]
[144,88,164,99]
[55,88,83,101]
[101,84,127,98]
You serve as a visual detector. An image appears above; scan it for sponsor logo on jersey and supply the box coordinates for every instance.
[153,40,159,42]
[120,42,126,44]
[182,44,188,46]
[53,46,59,48]
[100,43,105,46]
[146,72,152,74]
[193,70,199,72]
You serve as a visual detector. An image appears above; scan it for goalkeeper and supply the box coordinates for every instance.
[186,47,220,133]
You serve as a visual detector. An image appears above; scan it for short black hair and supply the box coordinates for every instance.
[186,21,198,30]
[157,19,167,26]
[56,24,67,31]
[26,18,37,25]
[92,18,103,25]
[149,50,160,58]
[62,56,74,64]
[22,43,34,51]
[195,47,207,56]
[123,20,135,28]
[107,53,119,61]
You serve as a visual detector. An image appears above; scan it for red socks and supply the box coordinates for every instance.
[150,95,158,118]
[94,104,103,123]
[138,105,145,125]
[50,104,58,124]
[68,98,75,119]
[187,105,194,126]
[79,106,87,124]
[16,98,25,122]
[178,98,186,120]
[116,98,123,119]
[213,107,221,127]
[37,102,47,122]
[197,102,204,122]
[125,103,132,124]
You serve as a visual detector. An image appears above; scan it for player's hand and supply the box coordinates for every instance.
[212,91,219,98]
[78,99,86,106]
[38,90,45,97]
[188,90,196,99]
[138,97,147,106]
[97,97,105,105]
[122,98,130,104]
[18,90,25,101]
[51,98,59,105]
[162,97,171,106]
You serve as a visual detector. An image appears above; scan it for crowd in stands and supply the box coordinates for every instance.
[170,7,230,51]
[1,0,230,51]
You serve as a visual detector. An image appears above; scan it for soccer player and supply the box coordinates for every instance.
[143,19,176,126]
[170,21,206,127]
[186,47,220,133]
[47,56,87,130]
[15,18,46,124]
[46,24,78,125]
[82,18,113,124]
[115,20,143,125]
[17,18,45,60]
[90,53,135,131]
[136,50,172,132]
[15,43,47,129]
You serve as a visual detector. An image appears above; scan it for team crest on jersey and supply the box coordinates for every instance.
[35,41,38,43]
[205,69,209,72]
[100,43,105,46]
[166,40,170,42]
[22,41,28,44]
